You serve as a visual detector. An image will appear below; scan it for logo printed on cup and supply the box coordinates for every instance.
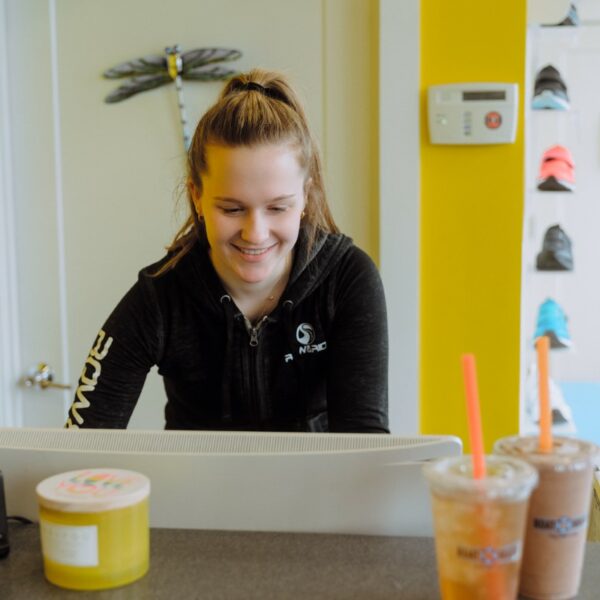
[533,514,587,537]
[456,541,522,567]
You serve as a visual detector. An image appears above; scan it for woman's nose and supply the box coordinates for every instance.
[241,211,268,244]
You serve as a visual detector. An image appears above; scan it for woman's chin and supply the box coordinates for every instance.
[234,265,273,285]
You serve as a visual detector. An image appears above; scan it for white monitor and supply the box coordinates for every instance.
[0,428,461,536]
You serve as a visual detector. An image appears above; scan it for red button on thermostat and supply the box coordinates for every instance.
[485,111,502,129]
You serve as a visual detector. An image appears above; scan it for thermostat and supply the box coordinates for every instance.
[428,83,518,145]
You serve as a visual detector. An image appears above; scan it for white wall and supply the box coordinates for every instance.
[523,0,600,385]
[2,0,422,431]
[379,0,420,433]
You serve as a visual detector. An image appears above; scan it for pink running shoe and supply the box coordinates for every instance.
[537,145,575,191]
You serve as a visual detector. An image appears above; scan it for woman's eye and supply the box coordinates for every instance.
[221,207,243,214]
[269,206,288,213]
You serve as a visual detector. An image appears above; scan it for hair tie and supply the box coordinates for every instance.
[239,81,287,104]
[243,82,267,94]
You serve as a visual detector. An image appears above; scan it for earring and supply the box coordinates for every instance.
[301,211,306,219]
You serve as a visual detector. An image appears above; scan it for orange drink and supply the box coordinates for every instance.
[424,455,538,600]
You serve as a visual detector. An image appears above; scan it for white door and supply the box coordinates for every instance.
[2,0,419,430]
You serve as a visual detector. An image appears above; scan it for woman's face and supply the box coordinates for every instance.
[193,143,306,288]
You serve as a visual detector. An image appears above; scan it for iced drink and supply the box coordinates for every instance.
[424,455,538,600]
[494,435,598,600]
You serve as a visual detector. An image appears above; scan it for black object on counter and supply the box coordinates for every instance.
[0,470,9,558]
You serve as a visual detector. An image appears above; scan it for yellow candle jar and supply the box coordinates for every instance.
[36,468,150,590]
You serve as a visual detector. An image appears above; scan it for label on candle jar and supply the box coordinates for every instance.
[40,521,99,566]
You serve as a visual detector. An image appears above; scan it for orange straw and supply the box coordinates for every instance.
[536,336,553,453]
[462,354,506,597]
[461,353,486,479]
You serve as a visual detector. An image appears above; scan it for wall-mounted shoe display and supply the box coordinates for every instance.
[537,144,575,191]
[536,224,574,271]
[532,65,570,110]
[541,3,580,27]
[524,362,576,434]
[534,298,572,349]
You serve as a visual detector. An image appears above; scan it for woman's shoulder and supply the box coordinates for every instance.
[325,240,384,301]
[135,240,224,313]
[324,236,380,278]
[138,239,207,283]
[311,230,376,268]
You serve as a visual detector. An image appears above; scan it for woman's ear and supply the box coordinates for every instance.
[188,180,203,218]
[303,177,313,207]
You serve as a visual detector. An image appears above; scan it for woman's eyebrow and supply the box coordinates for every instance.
[213,194,296,203]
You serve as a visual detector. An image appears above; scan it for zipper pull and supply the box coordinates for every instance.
[249,327,258,347]
[244,315,267,347]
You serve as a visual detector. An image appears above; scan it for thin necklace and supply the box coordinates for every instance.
[231,255,292,325]
[256,263,289,320]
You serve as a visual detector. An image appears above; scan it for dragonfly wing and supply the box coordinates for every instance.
[103,54,167,79]
[104,74,171,103]
[183,65,239,82]
[181,48,242,71]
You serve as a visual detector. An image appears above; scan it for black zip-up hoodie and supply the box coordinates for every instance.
[66,226,389,433]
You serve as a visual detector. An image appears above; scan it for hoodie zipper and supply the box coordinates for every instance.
[243,315,268,347]
[242,315,268,425]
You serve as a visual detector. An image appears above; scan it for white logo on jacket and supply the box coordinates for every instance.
[66,329,113,428]
[295,323,327,356]
[296,323,316,345]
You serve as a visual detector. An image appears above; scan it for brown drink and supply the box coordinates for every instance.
[494,435,598,599]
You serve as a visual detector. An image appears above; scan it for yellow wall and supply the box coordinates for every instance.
[420,1,526,451]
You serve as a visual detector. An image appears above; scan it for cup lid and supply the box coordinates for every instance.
[423,455,538,501]
[494,435,599,471]
[36,468,150,513]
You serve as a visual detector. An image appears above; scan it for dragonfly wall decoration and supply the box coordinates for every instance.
[103,45,242,150]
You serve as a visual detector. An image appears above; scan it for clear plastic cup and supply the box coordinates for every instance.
[424,454,538,600]
[494,435,598,599]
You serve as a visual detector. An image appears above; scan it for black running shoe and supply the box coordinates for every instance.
[536,224,574,271]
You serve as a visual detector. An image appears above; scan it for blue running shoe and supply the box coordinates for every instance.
[558,3,580,26]
[532,65,570,110]
[534,298,572,349]
[542,3,580,27]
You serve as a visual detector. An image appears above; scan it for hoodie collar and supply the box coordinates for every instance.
[179,224,353,309]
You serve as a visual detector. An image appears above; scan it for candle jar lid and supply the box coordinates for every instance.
[37,468,150,513]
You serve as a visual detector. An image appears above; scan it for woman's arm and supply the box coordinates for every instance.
[65,276,163,429]
[326,247,389,433]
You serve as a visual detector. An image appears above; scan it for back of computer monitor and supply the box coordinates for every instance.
[0,429,462,536]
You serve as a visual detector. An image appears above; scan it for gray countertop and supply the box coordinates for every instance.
[1,523,599,599]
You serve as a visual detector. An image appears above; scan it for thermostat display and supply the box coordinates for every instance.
[428,83,518,145]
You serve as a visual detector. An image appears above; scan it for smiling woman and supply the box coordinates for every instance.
[195,144,305,320]
[65,69,389,434]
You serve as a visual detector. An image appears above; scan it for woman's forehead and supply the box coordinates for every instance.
[202,143,305,188]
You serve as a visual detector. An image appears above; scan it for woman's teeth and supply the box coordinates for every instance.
[237,246,270,255]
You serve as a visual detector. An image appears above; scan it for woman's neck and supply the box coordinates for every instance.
[212,253,292,323]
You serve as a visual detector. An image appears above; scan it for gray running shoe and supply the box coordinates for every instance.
[532,65,570,110]
[536,225,573,271]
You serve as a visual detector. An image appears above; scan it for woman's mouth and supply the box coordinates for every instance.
[232,243,276,258]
